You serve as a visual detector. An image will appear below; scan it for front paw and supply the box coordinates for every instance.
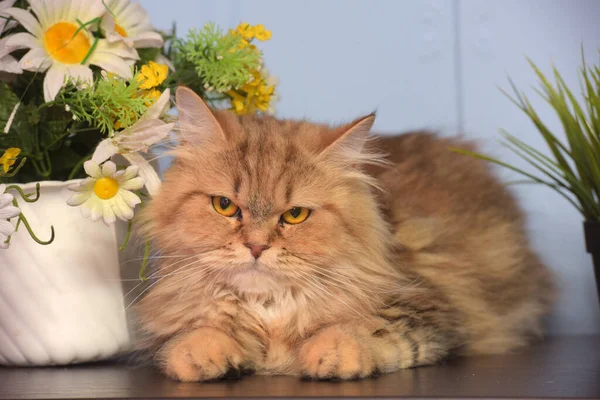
[160,327,245,382]
[298,325,375,380]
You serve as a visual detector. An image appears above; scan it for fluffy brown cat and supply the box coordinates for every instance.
[136,87,554,382]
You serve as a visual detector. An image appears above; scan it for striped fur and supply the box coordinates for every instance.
[135,88,554,382]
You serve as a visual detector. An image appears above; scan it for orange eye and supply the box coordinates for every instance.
[281,207,310,225]
[212,196,240,217]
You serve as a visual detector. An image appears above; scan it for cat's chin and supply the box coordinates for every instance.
[228,264,286,294]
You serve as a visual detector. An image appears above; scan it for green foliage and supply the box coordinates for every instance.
[1,17,273,185]
[0,81,33,152]
[174,22,261,93]
[0,71,152,183]
[454,51,600,221]
[0,74,110,182]
[57,73,150,135]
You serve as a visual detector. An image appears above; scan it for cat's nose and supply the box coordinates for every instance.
[245,243,270,259]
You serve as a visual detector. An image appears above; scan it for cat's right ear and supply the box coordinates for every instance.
[176,86,226,144]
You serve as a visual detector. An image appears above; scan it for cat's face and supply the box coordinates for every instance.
[145,88,388,295]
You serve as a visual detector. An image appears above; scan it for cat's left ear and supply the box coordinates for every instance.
[319,113,376,157]
[176,86,226,144]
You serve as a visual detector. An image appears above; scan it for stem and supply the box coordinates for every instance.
[119,220,132,251]
[81,36,99,65]
[6,183,40,202]
[16,68,42,106]
[29,158,48,178]
[42,130,73,152]
[101,0,116,18]
[68,152,92,180]
[14,214,22,232]
[41,151,52,177]
[139,237,151,281]
[38,99,60,110]
[74,17,102,38]
[11,199,55,245]
[0,157,27,178]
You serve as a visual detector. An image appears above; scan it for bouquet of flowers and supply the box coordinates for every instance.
[0,0,278,250]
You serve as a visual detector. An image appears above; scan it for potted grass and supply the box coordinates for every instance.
[455,51,600,301]
[0,0,278,366]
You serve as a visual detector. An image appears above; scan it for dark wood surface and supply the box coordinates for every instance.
[1,336,599,399]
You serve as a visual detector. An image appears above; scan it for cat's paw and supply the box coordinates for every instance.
[298,325,375,380]
[160,327,244,382]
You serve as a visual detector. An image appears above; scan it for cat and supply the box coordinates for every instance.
[135,86,555,382]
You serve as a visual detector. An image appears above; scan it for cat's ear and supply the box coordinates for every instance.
[176,86,226,143]
[320,113,375,157]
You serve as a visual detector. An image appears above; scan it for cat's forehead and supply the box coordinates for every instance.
[222,120,326,217]
[228,138,310,214]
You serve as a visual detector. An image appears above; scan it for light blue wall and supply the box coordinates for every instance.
[140,0,600,334]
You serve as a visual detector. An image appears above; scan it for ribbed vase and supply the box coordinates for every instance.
[0,180,130,366]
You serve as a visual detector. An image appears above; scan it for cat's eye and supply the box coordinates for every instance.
[212,196,240,217]
[281,207,311,225]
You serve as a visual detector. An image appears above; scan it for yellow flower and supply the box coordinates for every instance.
[227,69,277,115]
[228,91,246,114]
[231,22,271,48]
[137,61,169,90]
[253,24,272,41]
[141,89,162,106]
[235,22,255,40]
[0,148,21,173]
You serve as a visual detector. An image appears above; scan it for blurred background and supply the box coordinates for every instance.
[140,0,600,335]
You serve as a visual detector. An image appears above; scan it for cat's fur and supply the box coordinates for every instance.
[136,87,554,382]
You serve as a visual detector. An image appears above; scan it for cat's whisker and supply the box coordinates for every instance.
[123,254,200,300]
[284,255,371,297]
[120,254,197,265]
[206,263,230,292]
[124,260,211,310]
[177,264,219,299]
[306,263,402,296]
[126,276,174,311]
[149,254,201,278]
[292,269,371,322]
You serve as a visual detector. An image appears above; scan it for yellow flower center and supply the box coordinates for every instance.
[93,177,119,200]
[43,22,91,64]
[115,23,128,37]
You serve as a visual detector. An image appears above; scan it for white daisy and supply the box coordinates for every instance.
[0,0,21,74]
[67,160,144,225]
[0,183,21,249]
[5,0,139,101]
[101,0,163,49]
[0,35,21,73]
[92,88,173,197]
[92,88,173,162]
[0,0,17,33]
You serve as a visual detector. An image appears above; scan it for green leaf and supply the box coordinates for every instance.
[458,52,600,221]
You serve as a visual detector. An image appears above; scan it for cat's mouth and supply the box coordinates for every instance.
[228,261,286,293]
[234,259,284,279]
[245,260,270,272]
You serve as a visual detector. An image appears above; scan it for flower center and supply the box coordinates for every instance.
[94,177,119,200]
[43,22,91,64]
[115,23,128,37]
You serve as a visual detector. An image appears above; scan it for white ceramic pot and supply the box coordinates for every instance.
[0,180,130,366]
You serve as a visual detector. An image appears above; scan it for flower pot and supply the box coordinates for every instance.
[0,180,130,366]
[583,221,600,303]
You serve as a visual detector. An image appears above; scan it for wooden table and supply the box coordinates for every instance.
[1,336,599,399]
